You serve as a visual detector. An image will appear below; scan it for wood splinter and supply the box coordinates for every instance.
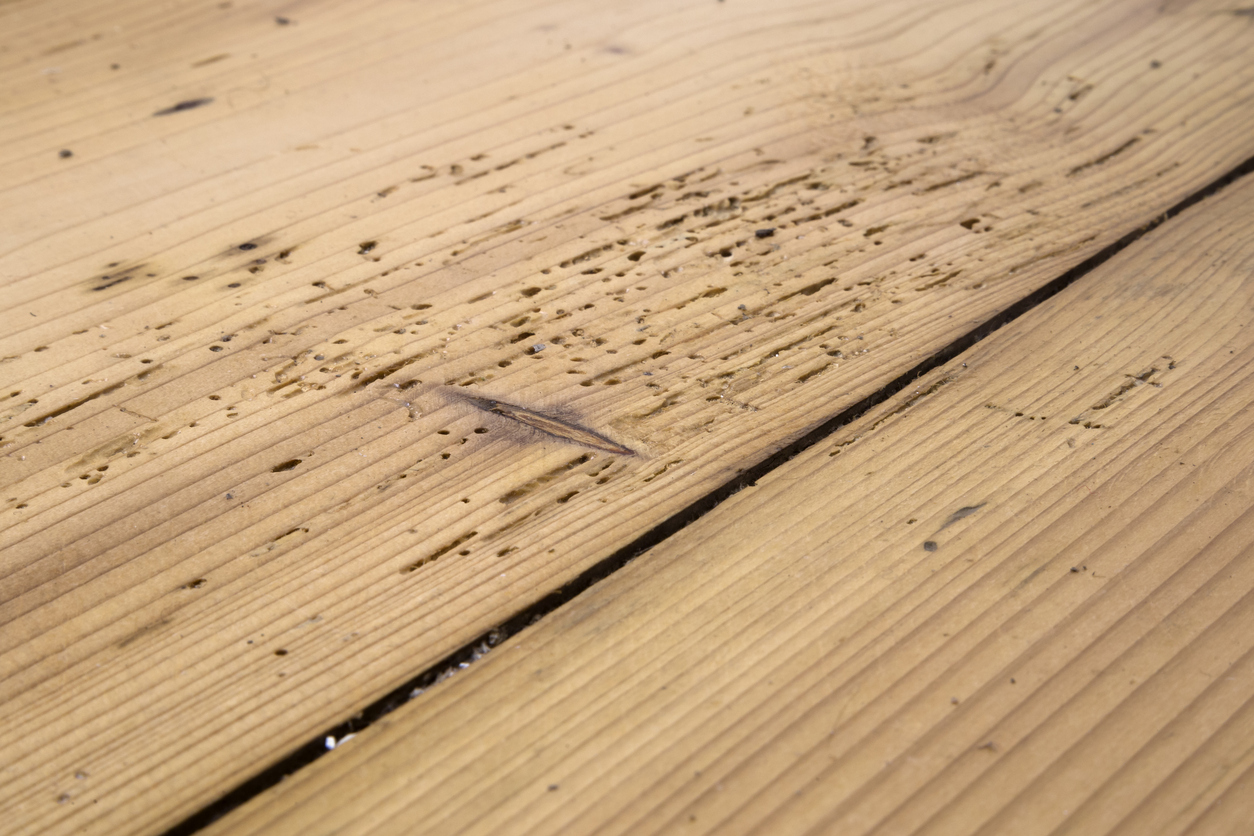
[460,394,635,456]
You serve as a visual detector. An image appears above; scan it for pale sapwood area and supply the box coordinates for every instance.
[205,158,1254,836]
[0,0,1252,834]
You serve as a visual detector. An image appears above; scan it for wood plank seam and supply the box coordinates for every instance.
[158,150,1254,836]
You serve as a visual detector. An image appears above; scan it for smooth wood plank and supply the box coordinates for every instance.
[205,167,1254,835]
[4,0,1254,833]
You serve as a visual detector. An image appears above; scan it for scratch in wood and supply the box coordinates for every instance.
[153,97,214,116]
[116,616,173,649]
[1089,367,1158,410]
[460,395,634,455]
[1068,137,1140,177]
[401,531,477,573]
[22,381,125,427]
[939,503,985,530]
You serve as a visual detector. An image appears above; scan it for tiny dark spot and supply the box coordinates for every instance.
[1149,60,1161,69]
[271,459,302,472]
[227,282,241,288]
[209,345,224,351]
[521,287,542,297]
[548,784,559,792]
[182,275,199,281]
[59,149,73,159]
[358,240,377,254]
[1070,566,1079,573]
[238,242,258,251]
[275,15,291,24]
[274,649,288,656]
[473,427,488,434]
[923,541,938,552]
[627,251,646,262]
[754,228,775,238]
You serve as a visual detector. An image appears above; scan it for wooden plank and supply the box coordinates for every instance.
[2,0,1253,832]
[202,166,1254,834]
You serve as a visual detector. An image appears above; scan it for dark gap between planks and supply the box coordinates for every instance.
[163,151,1254,836]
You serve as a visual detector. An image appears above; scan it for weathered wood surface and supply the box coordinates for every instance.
[205,159,1254,836]
[2,0,1253,833]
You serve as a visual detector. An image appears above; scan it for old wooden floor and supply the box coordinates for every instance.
[3,1,1254,834]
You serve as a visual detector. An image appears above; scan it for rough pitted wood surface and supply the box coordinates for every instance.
[2,0,1252,833]
[206,159,1254,836]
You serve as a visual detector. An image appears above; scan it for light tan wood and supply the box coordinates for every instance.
[3,0,1253,833]
[206,159,1254,836]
